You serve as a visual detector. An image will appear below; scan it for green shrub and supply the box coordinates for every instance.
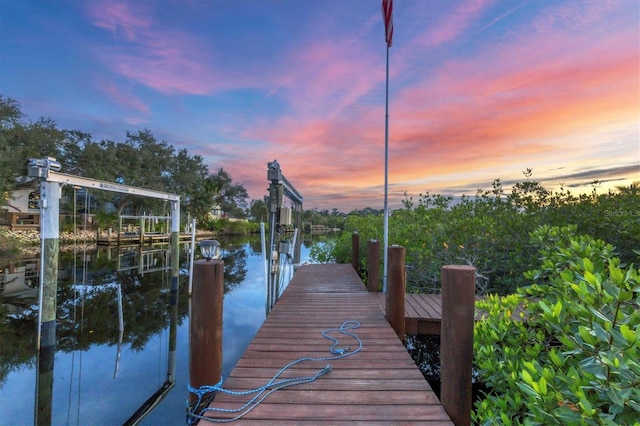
[202,218,258,235]
[94,211,118,230]
[474,225,640,425]
[309,240,337,263]
[332,181,639,295]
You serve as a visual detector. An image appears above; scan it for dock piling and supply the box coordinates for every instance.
[366,239,380,292]
[189,259,224,404]
[385,245,406,342]
[440,265,475,426]
[351,231,359,272]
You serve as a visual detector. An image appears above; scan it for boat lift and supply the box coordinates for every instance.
[266,160,303,313]
[27,157,181,425]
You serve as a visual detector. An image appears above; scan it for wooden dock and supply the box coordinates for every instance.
[376,293,447,335]
[96,232,193,246]
[203,263,453,424]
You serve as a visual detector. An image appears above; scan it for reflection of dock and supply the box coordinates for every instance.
[117,246,170,274]
[206,264,452,423]
[97,214,193,246]
[307,225,342,233]
[97,233,192,246]
[1,261,39,298]
[98,233,168,246]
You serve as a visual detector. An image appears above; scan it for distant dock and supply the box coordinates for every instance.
[375,292,466,335]
[96,232,193,246]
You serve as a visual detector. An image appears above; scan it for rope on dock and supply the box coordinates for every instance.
[186,320,363,424]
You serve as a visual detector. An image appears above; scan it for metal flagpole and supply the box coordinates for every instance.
[383,43,390,294]
[382,0,393,293]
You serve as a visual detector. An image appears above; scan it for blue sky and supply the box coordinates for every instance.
[1,0,638,211]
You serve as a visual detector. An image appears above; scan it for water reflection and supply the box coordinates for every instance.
[0,235,326,424]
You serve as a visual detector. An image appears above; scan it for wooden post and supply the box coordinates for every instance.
[139,215,144,246]
[440,265,476,426]
[366,239,380,292]
[351,231,360,272]
[385,245,405,342]
[189,259,224,404]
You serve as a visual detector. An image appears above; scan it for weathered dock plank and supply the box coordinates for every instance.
[202,264,452,424]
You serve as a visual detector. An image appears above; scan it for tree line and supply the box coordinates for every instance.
[0,95,249,224]
[317,175,639,295]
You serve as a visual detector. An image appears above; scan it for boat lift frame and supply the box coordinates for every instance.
[27,157,181,425]
[266,160,303,313]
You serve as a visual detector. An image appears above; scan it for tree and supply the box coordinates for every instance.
[191,174,223,224]
[207,168,249,219]
[73,130,192,216]
[110,130,175,214]
[60,130,96,176]
[249,197,269,222]
[0,96,23,204]
[0,95,254,226]
[0,96,66,206]
[164,148,209,220]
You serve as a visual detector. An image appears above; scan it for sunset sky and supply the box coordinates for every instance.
[1,0,638,211]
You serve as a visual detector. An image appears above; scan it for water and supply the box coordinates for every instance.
[0,235,328,425]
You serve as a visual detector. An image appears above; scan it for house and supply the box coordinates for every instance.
[0,179,40,230]
[1,180,106,230]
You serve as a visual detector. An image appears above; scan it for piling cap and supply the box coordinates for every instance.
[198,240,221,260]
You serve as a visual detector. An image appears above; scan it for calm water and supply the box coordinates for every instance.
[0,235,326,425]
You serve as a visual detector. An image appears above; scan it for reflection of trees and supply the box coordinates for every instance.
[0,305,37,384]
[248,237,262,254]
[302,233,334,247]
[55,269,190,353]
[1,241,252,384]
[221,244,247,291]
[57,271,188,351]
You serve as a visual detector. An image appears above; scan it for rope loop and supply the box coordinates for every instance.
[186,320,362,424]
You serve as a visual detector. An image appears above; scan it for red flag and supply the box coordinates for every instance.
[382,0,393,47]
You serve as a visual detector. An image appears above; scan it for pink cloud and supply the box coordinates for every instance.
[82,1,637,211]
[385,16,639,175]
[270,39,384,120]
[98,79,151,116]
[414,0,495,48]
[102,36,220,95]
[85,1,153,41]
[229,2,638,210]
[86,1,227,95]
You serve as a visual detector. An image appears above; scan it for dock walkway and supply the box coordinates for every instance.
[204,263,452,424]
[376,293,448,335]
